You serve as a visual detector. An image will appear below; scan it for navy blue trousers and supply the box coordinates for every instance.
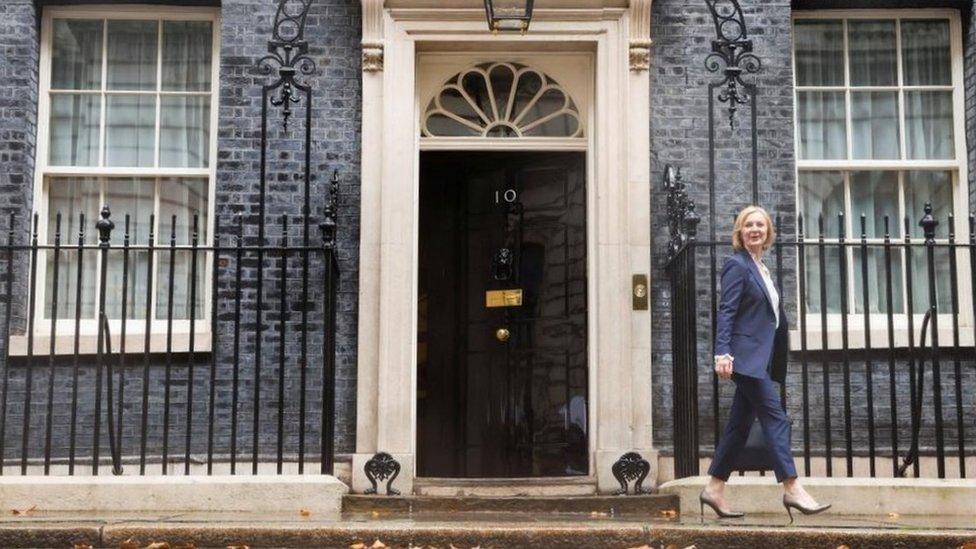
[707,373,798,483]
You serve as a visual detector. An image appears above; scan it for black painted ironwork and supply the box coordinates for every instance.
[664,187,975,480]
[0,206,339,475]
[364,452,401,495]
[704,0,761,131]
[663,165,701,263]
[611,452,650,495]
[259,0,317,132]
[483,0,535,33]
[703,0,761,304]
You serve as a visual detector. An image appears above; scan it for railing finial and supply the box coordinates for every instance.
[96,205,114,246]
[919,202,938,243]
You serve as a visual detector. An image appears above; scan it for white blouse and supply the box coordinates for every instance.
[754,256,779,328]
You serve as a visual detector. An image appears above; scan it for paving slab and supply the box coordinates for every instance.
[0,510,972,548]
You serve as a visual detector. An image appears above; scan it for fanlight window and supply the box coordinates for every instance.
[422,62,583,138]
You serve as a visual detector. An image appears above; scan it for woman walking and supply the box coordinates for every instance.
[700,206,830,522]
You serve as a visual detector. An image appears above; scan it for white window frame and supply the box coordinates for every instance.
[791,9,973,350]
[25,5,220,350]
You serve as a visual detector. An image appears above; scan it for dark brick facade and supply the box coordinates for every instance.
[0,0,362,465]
[0,0,973,471]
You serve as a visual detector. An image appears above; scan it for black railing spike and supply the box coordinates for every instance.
[919,203,938,243]
[884,215,890,240]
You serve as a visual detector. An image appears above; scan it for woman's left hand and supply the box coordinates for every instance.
[714,357,733,380]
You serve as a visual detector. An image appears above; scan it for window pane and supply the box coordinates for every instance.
[799,171,845,238]
[45,178,99,320]
[156,178,208,320]
[853,248,904,314]
[51,19,102,90]
[103,178,155,319]
[160,96,210,168]
[798,91,846,160]
[851,92,899,159]
[794,20,845,86]
[161,21,212,91]
[848,20,896,86]
[804,247,842,314]
[902,20,951,86]
[104,178,155,245]
[107,20,158,91]
[905,91,954,160]
[904,170,953,239]
[49,94,100,166]
[850,171,899,238]
[910,248,952,313]
[106,95,156,167]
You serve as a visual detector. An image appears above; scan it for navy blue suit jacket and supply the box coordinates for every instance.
[714,249,790,383]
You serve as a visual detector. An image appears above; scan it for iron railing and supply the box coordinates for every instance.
[665,165,975,480]
[0,199,339,476]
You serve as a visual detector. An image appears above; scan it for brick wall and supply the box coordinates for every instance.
[649,0,797,451]
[0,0,362,465]
[650,0,976,466]
[212,0,361,456]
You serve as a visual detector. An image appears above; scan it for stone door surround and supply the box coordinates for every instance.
[353,0,653,494]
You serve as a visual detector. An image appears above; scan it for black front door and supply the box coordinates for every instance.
[417,151,588,478]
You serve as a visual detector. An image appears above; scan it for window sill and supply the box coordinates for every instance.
[7,332,212,357]
[789,325,972,351]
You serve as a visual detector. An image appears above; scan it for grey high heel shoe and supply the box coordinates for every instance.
[699,489,745,519]
[783,493,831,524]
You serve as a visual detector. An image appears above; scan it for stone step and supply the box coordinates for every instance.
[342,494,679,516]
[660,475,976,517]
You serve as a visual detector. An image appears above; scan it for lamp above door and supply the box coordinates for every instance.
[483,0,534,32]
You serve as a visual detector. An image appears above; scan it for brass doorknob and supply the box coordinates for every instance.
[495,328,510,342]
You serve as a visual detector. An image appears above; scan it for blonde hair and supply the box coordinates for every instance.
[731,206,775,251]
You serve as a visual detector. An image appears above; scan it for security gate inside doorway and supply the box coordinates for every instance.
[417,151,588,478]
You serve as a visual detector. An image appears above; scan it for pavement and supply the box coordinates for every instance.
[0,508,974,548]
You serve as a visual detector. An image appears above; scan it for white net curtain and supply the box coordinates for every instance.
[44,17,213,322]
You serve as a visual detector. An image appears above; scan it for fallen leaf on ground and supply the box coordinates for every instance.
[371,511,380,518]
[73,544,92,549]
[143,543,170,549]
[173,543,195,549]
[11,504,37,516]
[658,509,678,518]
[300,509,311,517]
[226,545,250,549]
[370,540,388,549]
[119,538,140,549]
[836,545,850,549]
[958,544,976,549]
[349,543,366,549]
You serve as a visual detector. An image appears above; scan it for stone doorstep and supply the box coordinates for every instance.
[2,521,976,549]
[342,494,680,516]
[659,475,976,517]
[0,475,348,515]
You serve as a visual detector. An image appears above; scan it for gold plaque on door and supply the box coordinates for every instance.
[485,289,523,308]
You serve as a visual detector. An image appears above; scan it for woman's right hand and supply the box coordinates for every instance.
[714,357,733,380]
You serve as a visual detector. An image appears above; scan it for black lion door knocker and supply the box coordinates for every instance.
[490,247,514,281]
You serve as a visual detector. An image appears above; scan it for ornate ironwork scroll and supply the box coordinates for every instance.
[704,0,761,131]
[364,452,401,495]
[611,452,651,495]
[259,0,317,131]
[664,165,700,264]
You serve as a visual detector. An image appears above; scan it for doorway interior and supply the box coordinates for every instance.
[417,151,588,478]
